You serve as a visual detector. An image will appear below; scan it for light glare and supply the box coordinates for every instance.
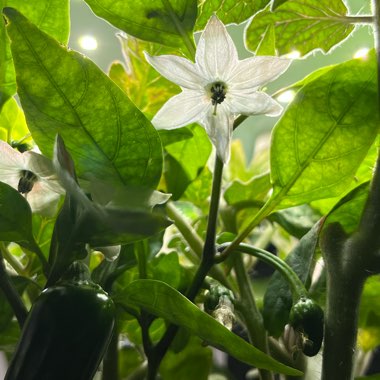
[353,48,369,59]
[284,50,301,59]
[277,90,295,104]
[78,35,98,51]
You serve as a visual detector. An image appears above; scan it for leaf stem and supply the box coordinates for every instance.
[0,246,28,327]
[1,243,25,275]
[219,198,277,261]
[345,15,374,24]
[166,201,203,259]
[233,253,273,380]
[216,243,307,300]
[161,0,196,58]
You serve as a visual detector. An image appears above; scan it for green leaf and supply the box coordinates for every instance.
[5,8,162,189]
[0,97,30,143]
[255,23,276,56]
[358,276,380,351]
[54,135,171,248]
[310,137,379,216]
[0,181,41,253]
[119,345,144,379]
[196,0,270,30]
[272,0,288,10]
[0,320,20,353]
[47,136,170,285]
[119,279,302,375]
[183,167,212,212]
[269,204,321,239]
[323,182,370,235]
[263,221,321,337]
[270,53,378,209]
[1,0,70,110]
[91,244,137,290]
[356,375,380,380]
[0,5,16,111]
[164,125,212,199]
[224,173,271,209]
[160,336,212,380]
[6,0,70,44]
[149,251,182,289]
[32,214,55,257]
[83,0,197,52]
[109,36,180,120]
[245,0,354,56]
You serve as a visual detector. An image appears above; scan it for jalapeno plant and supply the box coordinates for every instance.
[0,1,379,380]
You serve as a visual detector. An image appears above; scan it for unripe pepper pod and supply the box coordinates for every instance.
[5,262,115,380]
[289,297,324,357]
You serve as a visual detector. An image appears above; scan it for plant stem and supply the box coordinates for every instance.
[320,3,380,379]
[145,114,247,378]
[166,202,231,288]
[234,253,273,380]
[147,156,224,379]
[322,262,365,380]
[0,248,28,327]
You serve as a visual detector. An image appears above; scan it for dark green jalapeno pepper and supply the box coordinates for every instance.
[5,262,115,380]
[289,297,324,357]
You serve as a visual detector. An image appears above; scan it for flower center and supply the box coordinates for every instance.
[210,82,227,105]
[18,170,38,194]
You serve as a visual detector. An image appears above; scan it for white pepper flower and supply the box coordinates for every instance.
[145,15,291,163]
[0,140,64,213]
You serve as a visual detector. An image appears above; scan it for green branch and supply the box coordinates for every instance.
[217,243,307,300]
[0,246,28,327]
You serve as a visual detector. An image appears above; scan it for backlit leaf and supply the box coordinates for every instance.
[196,0,270,30]
[84,0,197,52]
[5,8,162,189]
[245,0,354,56]
[270,52,378,209]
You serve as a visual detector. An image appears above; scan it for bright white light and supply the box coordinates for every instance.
[277,90,296,104]
[353,47,369,59]
[284,50,301,59]
[78,35,98,51]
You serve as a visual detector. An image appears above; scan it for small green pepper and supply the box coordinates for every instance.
[5,262,115,380]
[289,297,324,357]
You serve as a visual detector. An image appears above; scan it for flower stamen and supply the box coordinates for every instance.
[18,170,38,194]
[210,82,226,105]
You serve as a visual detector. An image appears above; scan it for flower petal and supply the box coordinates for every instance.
[24,151,64,194]
[227,56,291,90]
[196,15,238,81]
[201,103,234,163]
[228,91,283,117]
[0,140,23,168]
[144,53,204,90]
[152,90,210,130]
[27,181,62,215]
